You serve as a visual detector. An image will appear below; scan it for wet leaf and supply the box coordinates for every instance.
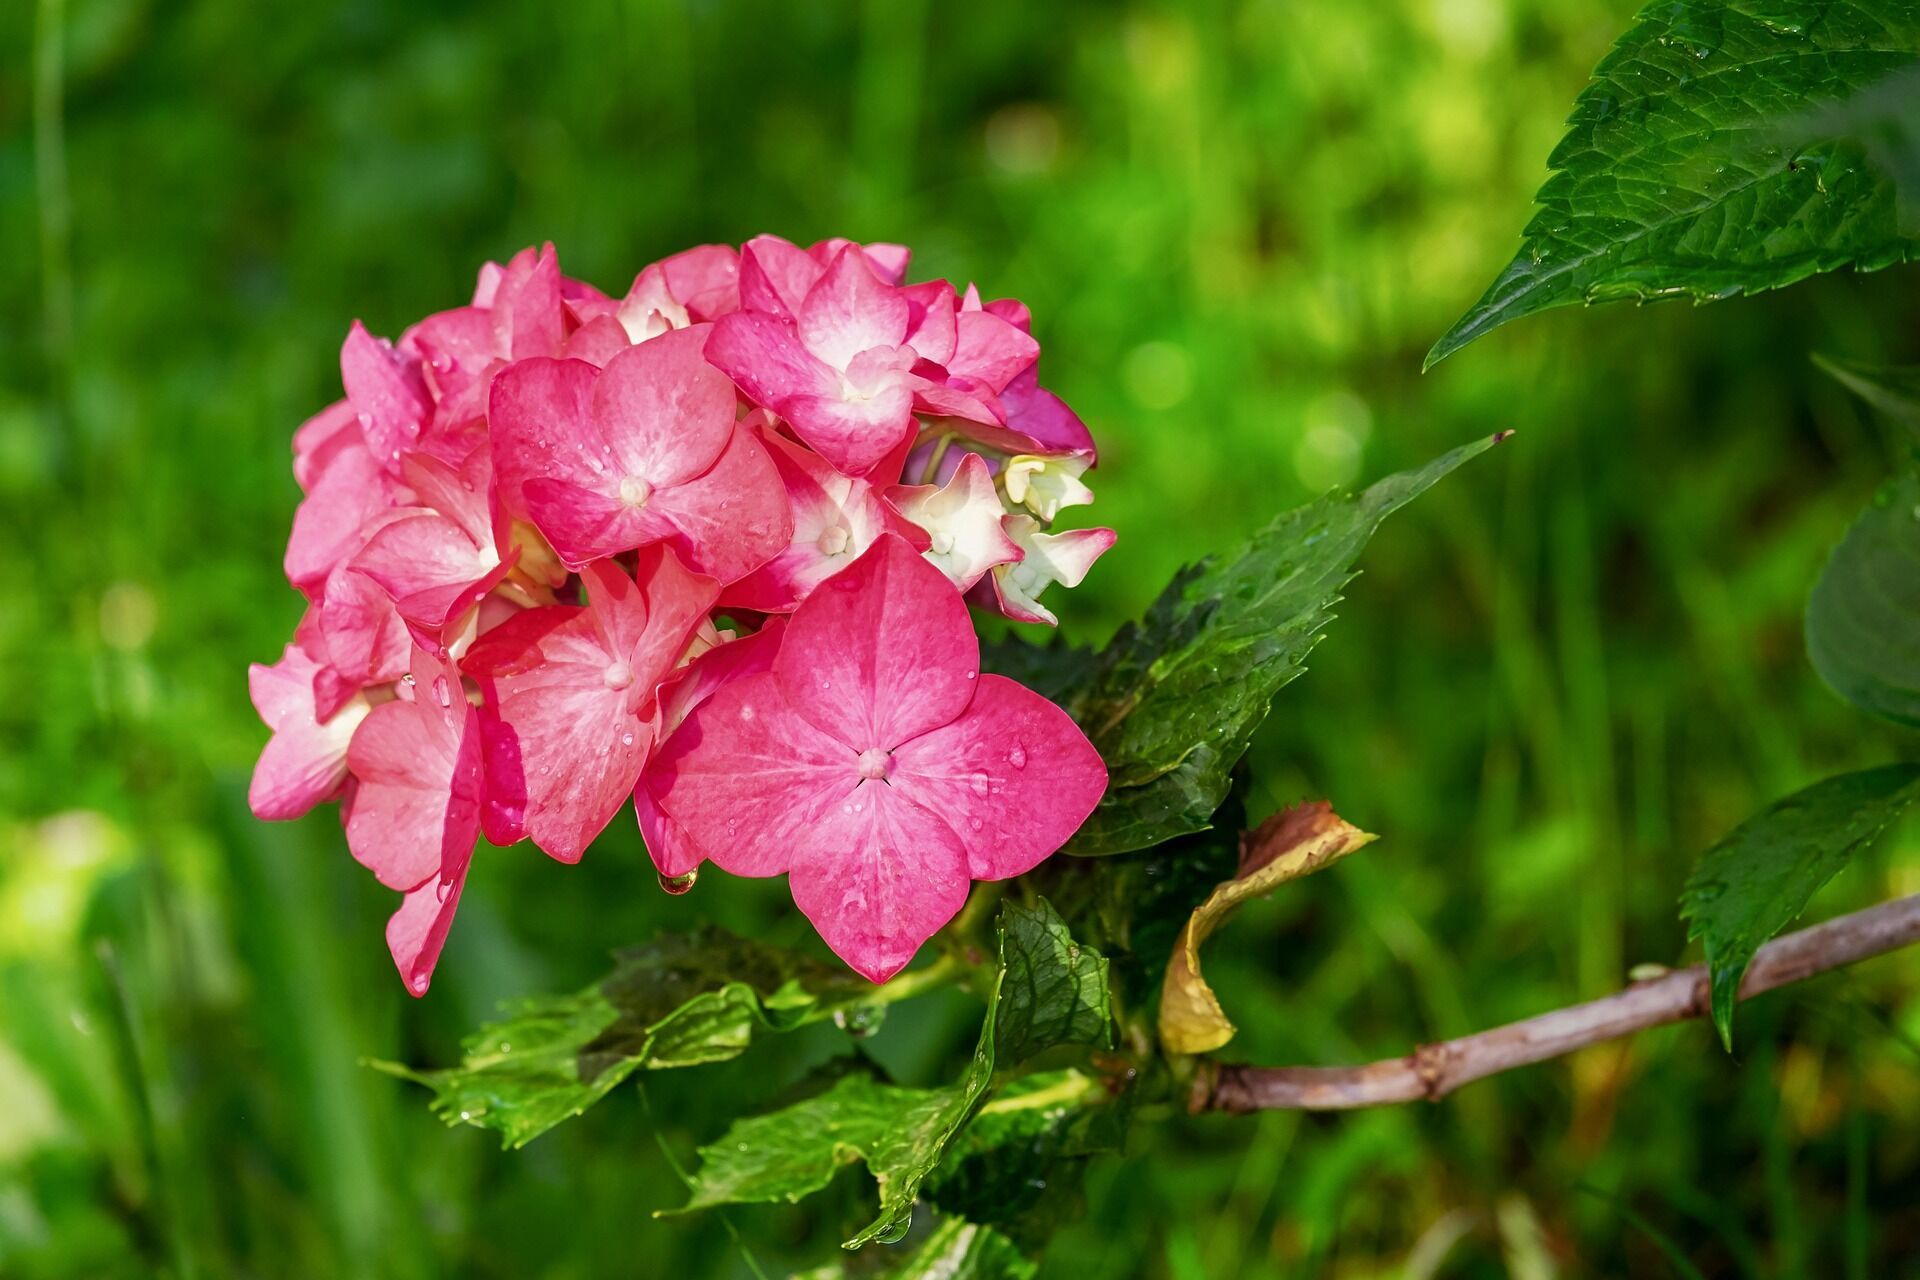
[1061,435,1503,856]
[1680,766,1920,1049]
[371,927,886,1148]
[1430,1,1920,366]
[670,900,1111,1249]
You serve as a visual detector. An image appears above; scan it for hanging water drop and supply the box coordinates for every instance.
[658,868,698,895]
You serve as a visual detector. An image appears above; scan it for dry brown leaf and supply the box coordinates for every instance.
[1157,801,1376,1054]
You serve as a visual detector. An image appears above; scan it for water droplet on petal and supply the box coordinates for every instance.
[968,815,985,832]
[1008,745,1026,769]
[432,676,452,708]
[964,670,977,680]
[658,868,698,895]
[969,772,991,796]
[621,732,635,747]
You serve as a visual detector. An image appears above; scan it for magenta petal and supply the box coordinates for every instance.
[340,321,430,466]
[798,247,910,371]
[889,674,1106,879]
[292,400,362,493]
[738,235,824,320]
[344,648,484,891]
[523,478,661,569]
[352,514,493,613]
[593,326,736,487]
[247,646,368,820]
[633,784,706,879]
[780,386,918,477]
[705,312,840,413]
[562,313,631,367]
[644,426,792,585]
[1001,367,1097,460]
[284,440,396,594]
[901,281,958,366]
[650,670,852,878]
[773,534,978,751]
[387,871,465,997]
[468,613,655,863]
[950,310,1040,392]
[787,785,971,983]
[659,243,741,321]
[488,356,599,521]
[319,564,411,692]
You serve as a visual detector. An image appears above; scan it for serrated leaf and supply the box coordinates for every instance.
[1429,0,1920,367]
[1816,352,1920,440]
[927,1069,1125,1242]
[1808,470,1920,725]
[1680,765,1920,1049]
[1061,434,1504,856]
[1158,801,1376,1055]
[372,927,885,1148]
[671,899,1110,1249]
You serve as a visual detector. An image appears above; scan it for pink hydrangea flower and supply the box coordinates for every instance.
[648,535,1107,981]
[489,326,791,583]
[706,246,940,475]
[720,421,925,612]
[252,235,1114,993]
[462,549,718,864]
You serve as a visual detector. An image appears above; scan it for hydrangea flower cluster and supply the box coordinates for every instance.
[249,238,1114,989]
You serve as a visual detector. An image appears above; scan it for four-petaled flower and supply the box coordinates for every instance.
[649,535,1106,981]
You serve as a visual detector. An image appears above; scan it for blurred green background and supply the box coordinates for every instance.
[4,0,1920,1275]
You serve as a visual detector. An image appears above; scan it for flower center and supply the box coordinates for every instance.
[602,661,634,691]
[818,525,852,556]
[618,475,653,508]
[929,530,955,555]
[855,748,891,781]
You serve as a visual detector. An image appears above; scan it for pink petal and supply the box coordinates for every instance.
[786,783,971,982]
[648,670,853,878]
[247,645,369,820]
[340,321,430,467]
[344,648,484,891]
[635,621,787,878]
[284,436,399,594]
[643,425,792,585]
[493,242,566,359]
[318,564,411,693]
[780,385,919,478]
[592,326,735,487]
[1001,366,1097,459]
[808,238,911,285]
[408,306,502,409]
[901,281,958,366]
[292,400,362,493]
[798,247,910,372]
[889,674,1106,879]
[948,311,1039,393]
[563,314,632,366]
[772,533,978,752]
[462,553,715,862]
[704,312,840,413]
[884,452,1024,591]
[487,356,598,521]
[351,514,496,622]
[633,783,705,878]
[738,234,824,321]
[387,871,466,997]
[659,243,741,321]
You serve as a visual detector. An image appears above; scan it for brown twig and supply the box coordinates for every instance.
[1193,893,1920,1113]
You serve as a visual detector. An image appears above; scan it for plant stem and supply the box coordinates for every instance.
[1193,893,1920,1113]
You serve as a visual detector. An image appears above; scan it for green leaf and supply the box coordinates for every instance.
[1061,433,1506,856]
[1429,0,1920,367]
[1808,470,1920,726]
[978,631,1095,704]
[927,1069,1126,1242]
[1815,352,1920,440]
[1680,765,1920,1049]
[371,927,891,1148]
[671,899,1111,1249]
